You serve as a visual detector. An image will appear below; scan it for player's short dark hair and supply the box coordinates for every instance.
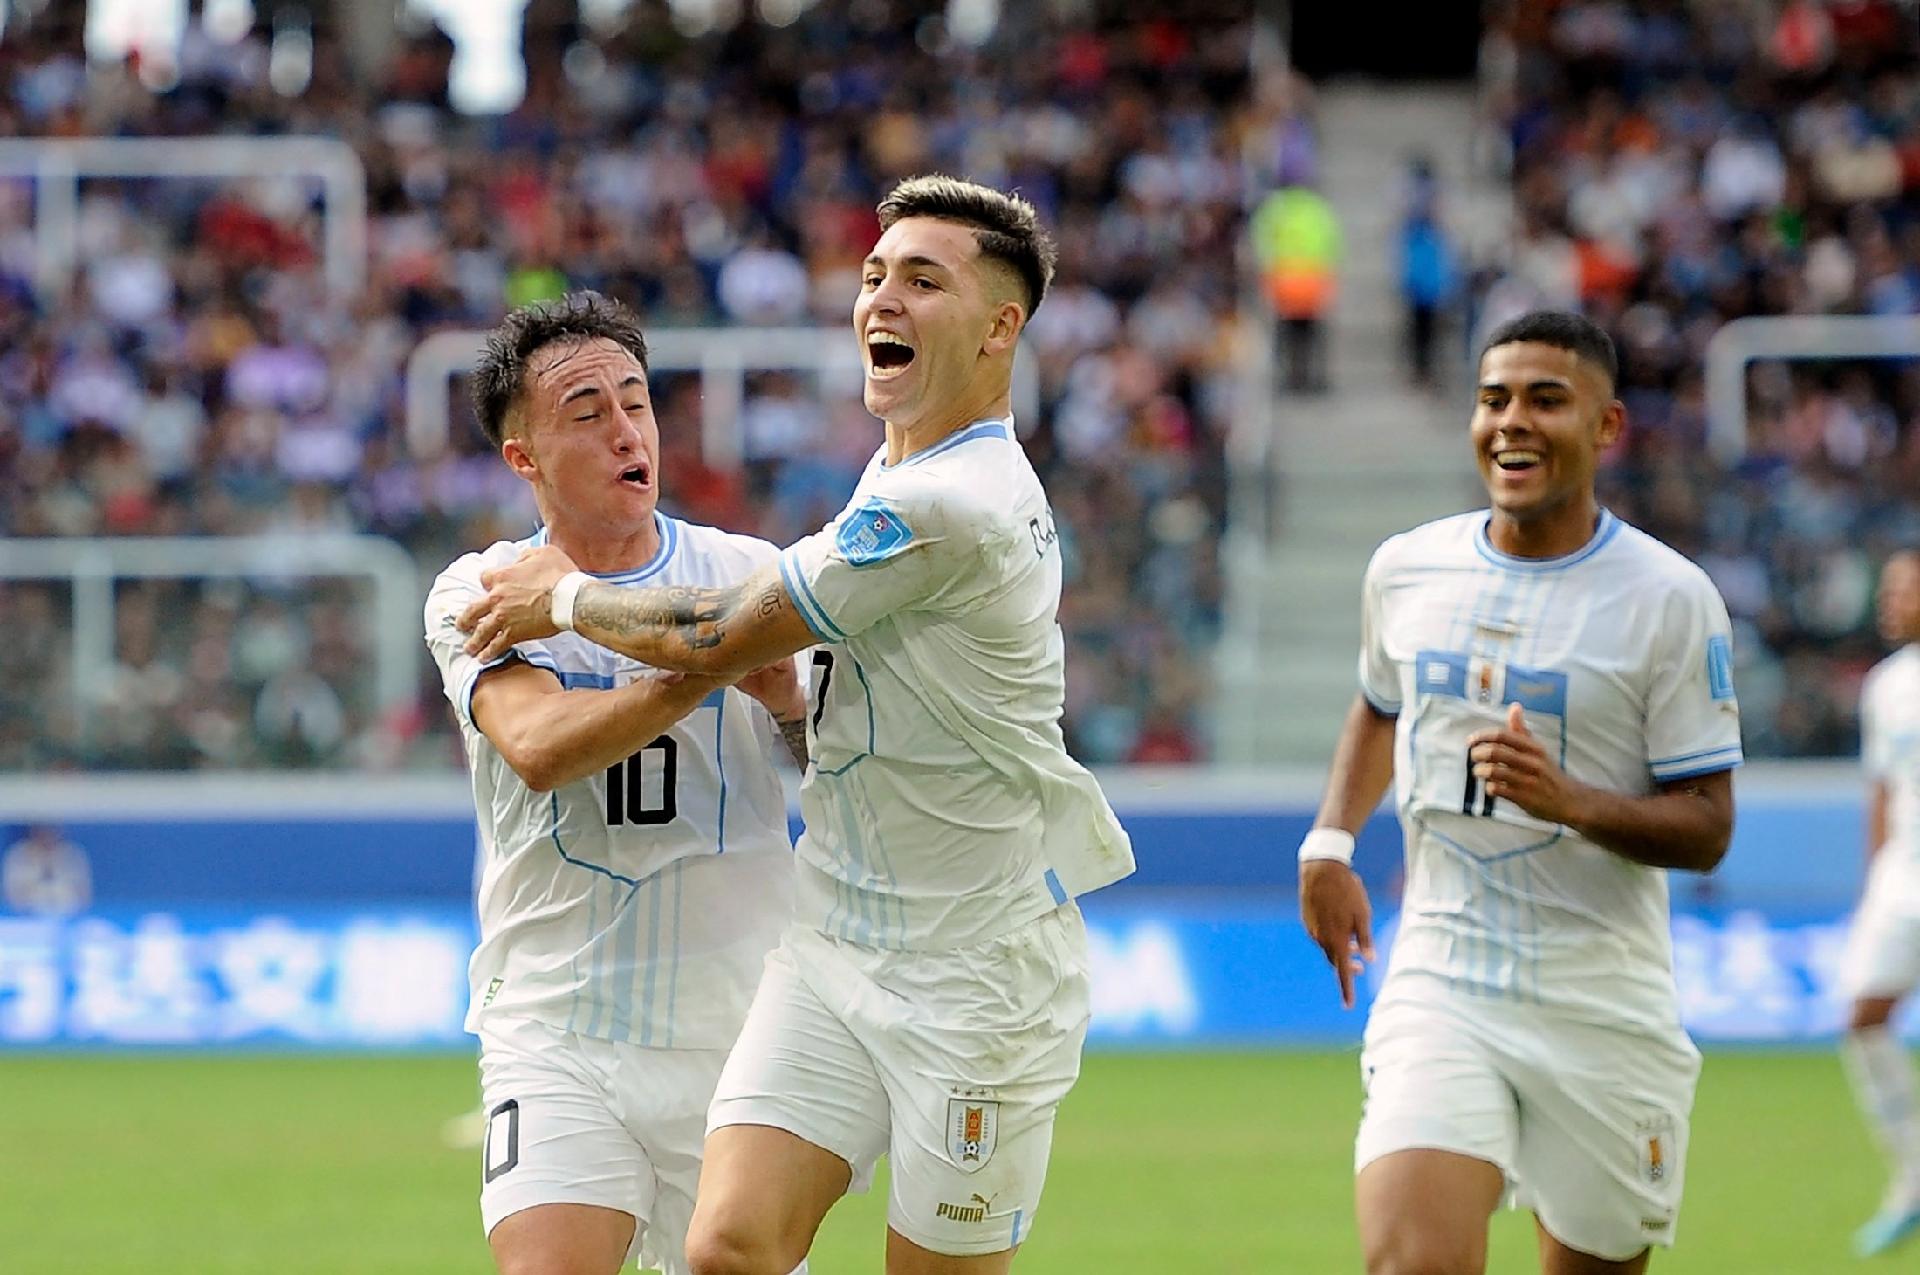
[470,290,650,447]
[1481,310,1619,389]
[876,174,1057,317]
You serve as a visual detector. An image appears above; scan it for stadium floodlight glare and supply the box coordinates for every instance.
[405,325,1042,464]
[0,136,366,305]
[1704,314,1920,463]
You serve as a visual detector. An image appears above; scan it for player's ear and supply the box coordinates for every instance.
[1595,397,1625,451]
[501,427,540,482]
[983,299,1024,356]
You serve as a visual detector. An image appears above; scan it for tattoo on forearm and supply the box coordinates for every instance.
[777,714,810,768]
[576,582,737,658]
[753,581,785,621]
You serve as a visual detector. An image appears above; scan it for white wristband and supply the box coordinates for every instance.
[1298,827,1356,866]
[550,571,592,632]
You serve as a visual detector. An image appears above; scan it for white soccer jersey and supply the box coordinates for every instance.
[425,512,795,1049]
[1863,645,1920,879]
[776,417,1135,951]
[1359,509,1742,1033]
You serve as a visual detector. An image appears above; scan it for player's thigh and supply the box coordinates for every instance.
[489,1203,636,1275]
[872,909,1092,1259]
[695,939,884,1261]
[1354,992,1519,1274]
[1356,1150,1506,1275]
[1510,1038,1696,1264]
[1843,891,1920,1004]
[477,1020,652,1267]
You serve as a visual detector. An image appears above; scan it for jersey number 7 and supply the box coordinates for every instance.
[605,737,678,826]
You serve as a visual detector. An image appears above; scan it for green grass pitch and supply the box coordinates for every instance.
[0,1049,1888,1272]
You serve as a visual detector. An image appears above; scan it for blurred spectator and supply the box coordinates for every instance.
[2,825,91,917]
[1400,155,1458,388]
[1250,181,1341,393]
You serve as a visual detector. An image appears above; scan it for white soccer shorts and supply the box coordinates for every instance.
[477,1014,733,1274]
[1355,984,1700,1261]
[708,906,1091,1257]
[1840,863,1920,1001]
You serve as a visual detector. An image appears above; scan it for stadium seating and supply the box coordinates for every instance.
[0,2,1251,770]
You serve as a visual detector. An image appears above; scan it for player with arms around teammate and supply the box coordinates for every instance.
[423,292,809,1275]
[457,176,1135,1275]
[1839,548,1920,1258]
[1299,311,1740,1275]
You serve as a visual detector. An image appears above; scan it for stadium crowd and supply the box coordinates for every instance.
[0,0,1257,771]
[1474,0,1920,756]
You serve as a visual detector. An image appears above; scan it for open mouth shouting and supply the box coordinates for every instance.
[866,330,917,380]
[616,459,653,490]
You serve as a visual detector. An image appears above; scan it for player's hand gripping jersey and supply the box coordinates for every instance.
[775,418,1134,950]
[425,513,796,1049]
[1359,510,1742,1030]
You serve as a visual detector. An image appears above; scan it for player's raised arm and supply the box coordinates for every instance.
[458,547,815,679]
[1298,692,1396,1009]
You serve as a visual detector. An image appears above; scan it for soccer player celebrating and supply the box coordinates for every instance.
[424,292,809,1275]
[458,175,1133,1275]
[1299,311,1741,1275]
[1839,548,1920,1258]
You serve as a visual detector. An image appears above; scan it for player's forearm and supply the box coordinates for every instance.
[1313,695,1397,834]
[498,676,720,792]
[572,573,799,679]
[1561,780,1732,872]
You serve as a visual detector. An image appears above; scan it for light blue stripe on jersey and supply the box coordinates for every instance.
[1653,751,1744,781]
[588,512,678,583]
[779,548,846,642]
[663,859,685,1047]
[850,763,904,942]
[640,869,663,1045]
[1472,509,1620,572]
[609,879,643,1042]
[714,698,729,853]
[1044,869,1067,906]
[557,670,616,689]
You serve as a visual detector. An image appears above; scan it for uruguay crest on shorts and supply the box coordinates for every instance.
[947,1098,999,1172]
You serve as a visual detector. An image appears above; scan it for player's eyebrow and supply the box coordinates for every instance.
[864,253,954,274]
[559,374,645,407]
[1478,377,1574,394]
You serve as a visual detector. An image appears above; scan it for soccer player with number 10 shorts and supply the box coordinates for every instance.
[459,175,1134,1275]
[1299,312,1742,1275]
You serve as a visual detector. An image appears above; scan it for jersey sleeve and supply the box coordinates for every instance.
[1357,543,1402,715]
[776,475,986,642]
[1644,573,1743,782]
[423,556,560,731]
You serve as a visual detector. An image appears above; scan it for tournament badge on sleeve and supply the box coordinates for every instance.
[947,1096,999,1173]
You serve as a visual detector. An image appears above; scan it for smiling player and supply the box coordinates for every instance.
[1298,311,1741,1275]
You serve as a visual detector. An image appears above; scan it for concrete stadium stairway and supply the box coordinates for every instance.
[1216,81,1499,766]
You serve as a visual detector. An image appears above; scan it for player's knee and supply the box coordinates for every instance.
[685,1222,801,1275]
[1852,999,1899,1031]
[1363,1228,1483,1275]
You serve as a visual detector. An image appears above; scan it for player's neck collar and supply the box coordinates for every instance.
[1474,508,1619,572]
[528,512,678,583]
[880,415,1014,470]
